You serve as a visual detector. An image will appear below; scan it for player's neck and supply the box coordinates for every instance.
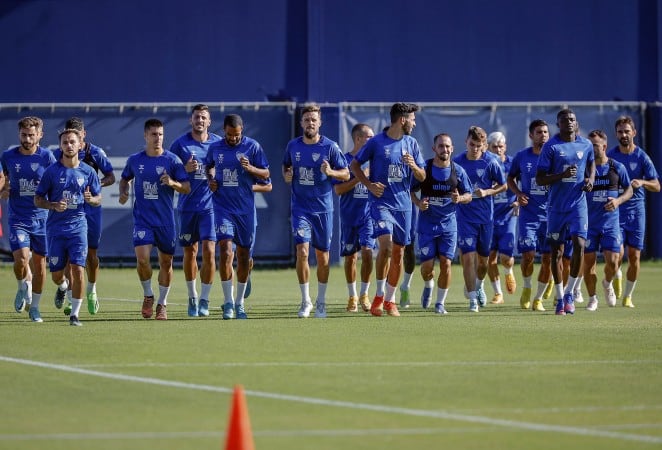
[619,143,635,154]
[191,130,208,143]
[532,145,542,155]
[19,145,38,156]
[559,131,575,142]
[61,154,79,168]
[303,134,320,145]
[595,155,608,166]
[146,146,164,156]
[386,127,403,140]
[433,158,450,168]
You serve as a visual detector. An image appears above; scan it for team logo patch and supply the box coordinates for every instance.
[220,225,228,234]
[17,233,26,243]
[476,169,485,178]
[236,152,245,161]
[312,153,320,162]
[466,237,474,247]
[50,256,59,266]
[77,177,85,186]
[630,162,638,171]
[156,166,164,175]
[297,228,305,237]
[421,246,429,256]
[378,221,386,229]
[181,234,192,242]
[137,230,146,239]
[576,151,584,159]
[31,163,40,171]
[345,244,354,252]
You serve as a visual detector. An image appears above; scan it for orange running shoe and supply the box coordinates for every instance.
[384,301,400,317]
[142,295,154,319]
[155,303,167,320]
[370,295,384,317]
[505,273,517,294]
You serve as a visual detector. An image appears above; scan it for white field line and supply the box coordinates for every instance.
[1,355,661,444]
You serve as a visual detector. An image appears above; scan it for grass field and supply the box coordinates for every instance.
[0,261,661,450]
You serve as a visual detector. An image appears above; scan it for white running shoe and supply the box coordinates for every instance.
[298,300,313,318]
[602,280,617,307]
[586,298,598,312]
[573,289,584,304]
[314,301,327,318]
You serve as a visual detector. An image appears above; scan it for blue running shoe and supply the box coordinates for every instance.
[198,298,209,317]
[555,297,566,315]
[563,292,575,315]
[469,298,479,313]
[222,302,234,320]
[244,276,252,299]
[420,287,432,309]
[187,297,199,317]
[434,303,448,315]
[235,304,247,319]
[54,288,66,309]
[69,315,83,326]
[28,307,43,323]
[476,287,487,308]
[14,288,26,313]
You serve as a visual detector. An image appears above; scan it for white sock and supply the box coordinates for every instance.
[624,280,637,297]
[222,279,234,304]
[58,278,69,291]
[573,276,583,294]
[385,283,397,302]
[360,281,370,297]
[299,282,310,302]
[71,298,83,317]
[87,282,96,294]
[491,280,502,295]
[565,276,578,295]
[186,280,197,299]
[347,282,357,298]
[157,285,170,306]
[376,279,386,297]
[400,272,413,291]
[236,282,247,306]
[535,281,547,299]
[503,266,514,276]
[32,292,41,309]
[523,276,532,289]
[436,288,448,305]
[141,279,153,297]
[317,282,327,304]
[200,282,212,301]
[24,280,33,302]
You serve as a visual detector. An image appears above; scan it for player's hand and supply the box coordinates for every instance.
[284,166,293,183]
[52,199,67,212]
[402,152,414,167]
[604,196,618,211]
[563,164,577,178]
[517,193,529,206]
[84,186,92,203]
[473,187,487,198]
[160,173,173,187]
[185,156,199,173]
[240,156,251,172]
[631,179,643,189]
[0,188,8,200]
[369,182,385,198]
[320,160,331,176]
[582,179,593,192]
[451,188,460,204]
[119,191,129,205]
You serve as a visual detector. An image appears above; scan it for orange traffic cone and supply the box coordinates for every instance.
[224,385,255,450]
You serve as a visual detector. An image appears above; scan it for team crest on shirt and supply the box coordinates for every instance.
[312,153,320,162]
[378,221,386,229]
[77,177,85,186]
[576,151,584,159]
[137,230,146,239]
[235,152,245,161]
[156,166,164,175]
[421,246,429,256]
[220,225,228,234]
[476,169,485,178]
[17,232,26,243]
[50,256,59,266]
[31,163,40,172]
[630,162,638,171]
[180,234,192,242]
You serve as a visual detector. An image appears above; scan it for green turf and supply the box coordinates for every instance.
[0,262,661,450]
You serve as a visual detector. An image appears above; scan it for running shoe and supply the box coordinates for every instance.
[370,295,384,317]
[63,302,72,316]
[573,289,584,304]
[198,298,210,317]
[298,300,313,318]
[14,288,26,313]
[358,294,371,312]
[563,292,575,315]
[505,273,517,294]
[69,315,83,326]
[235,304,247,319]
[543,280,554,300]
[491,293,504,304]
[187,297,199,317]
[384,301,400,317]
[603,280,617,307]
[622,296,635,308]
[476,287,487,308]
[28,307,43,323]
[532,299,545,312]
[519,287,531,310]
[399,289,410,308]
[141,295,155,319]
[420,287,432,309]
[555,298,566,315]
[54,288,66,310]
[586,298,598,311]
[434,303,448,315]
[222,302,235,320]
[155,304,167,320]
[87,292,99,315]
[346,296,358,312]
[314,301,327,318]
[244,275,252,298]
[469,298,479,313]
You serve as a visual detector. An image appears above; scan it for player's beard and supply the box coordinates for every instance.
[619,137,631,147]
[304,129,318,140]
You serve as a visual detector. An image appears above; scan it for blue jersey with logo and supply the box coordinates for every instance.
[606,145,659,216]
[334,152,370,227]
[454,150,506,224]
[1,146,56,221]
[492,154,517,225]
[587,159,630,230]
[205,135,270,215]
[35,161,101,235]
[282,135,347,214]
[537,134,594,213]
[508,146,548,222]
[170,131,222,212]
[120,150,188,227]
[353,131,425,212]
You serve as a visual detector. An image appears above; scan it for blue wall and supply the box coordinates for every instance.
[1,0,660,103]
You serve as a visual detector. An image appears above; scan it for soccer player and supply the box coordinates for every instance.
[333,123,375,313]
[350,103,425,318]
[0,116,56,321]
[486,131,518,304]
[169,104,222,317]
[607,116,660,307]
[535,108,595,315]
[283,104,349,318]
[119,119,190,320]
[53,117,115,317]
[454,126,507,312]
[35,128,102,326]
[583,130,632,311]
[206,114,270,319]
[507,119,553,311]
[412,133,472,314]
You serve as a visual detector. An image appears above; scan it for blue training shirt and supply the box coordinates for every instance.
[454,150,506,224]
[35,161,101,234]
[170,131,222,212]
[205,135,270,215]
[353,131,425,212]
[587,158,630,230]
[536,134,594,213]
[282,135,347,214]
[334,152,370,227]
[606,145,659,216]
[0,146,56,222]
[120,150,188,227]
[508,146,548,222]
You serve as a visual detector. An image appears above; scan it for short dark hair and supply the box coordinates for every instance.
[300,103,321,117]
[433,133,452,144]
[614,115,636,131]
[351,123,371,140]
[389,102,419,123]
[528,119,548,134]
[58,128,82,140]
[65,117,85,131]
[224,114,243,128]
[466,125,486,142]
[144,118,164,131]
[17,116,43,131]
[557,108,575,120]
[192,104,210,114]
[588,129,608,140]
